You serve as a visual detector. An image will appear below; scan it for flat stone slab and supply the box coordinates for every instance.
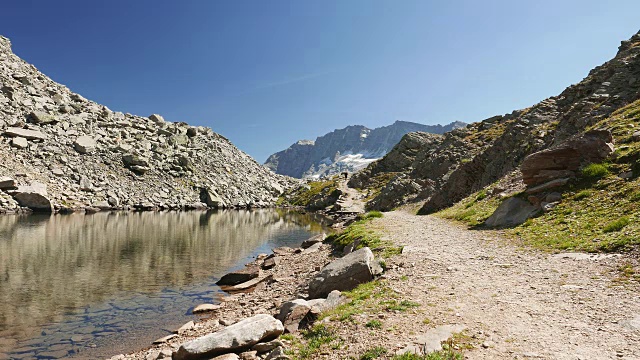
[193,303,222,314]
[4,127,47,140]
[414,324,466,353]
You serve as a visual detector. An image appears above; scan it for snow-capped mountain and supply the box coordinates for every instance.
[265,120,466,179]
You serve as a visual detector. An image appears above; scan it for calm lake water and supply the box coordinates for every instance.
[0,210,327,359]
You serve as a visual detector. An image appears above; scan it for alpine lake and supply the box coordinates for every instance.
[0,209,328,359]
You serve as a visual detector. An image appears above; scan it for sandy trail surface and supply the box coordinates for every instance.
[370,211,639,359]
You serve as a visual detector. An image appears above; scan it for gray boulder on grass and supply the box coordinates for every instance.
[308,247,382,299]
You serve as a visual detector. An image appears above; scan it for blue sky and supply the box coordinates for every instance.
[2,1,640,162]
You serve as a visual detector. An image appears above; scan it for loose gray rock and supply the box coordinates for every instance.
[252,340,284,354]
[73,135,97,154]
[10,183,52,212]
[264,346,288,360]
[276,299,311,333]
[29,111,57,125]
[173,314,284,360]
[11,137,28,149]
[262,255,279,270]
[308,247,381,298]
[300,233,326,249]
[4,127,47,141]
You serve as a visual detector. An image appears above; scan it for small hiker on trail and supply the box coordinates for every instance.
[341,171,348,180]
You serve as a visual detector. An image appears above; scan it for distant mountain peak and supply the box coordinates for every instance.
[264,120,466,178]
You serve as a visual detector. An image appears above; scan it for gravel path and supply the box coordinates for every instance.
[373,211,640,359]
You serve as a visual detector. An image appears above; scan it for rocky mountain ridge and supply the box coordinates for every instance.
[0,35,294,213]
[350,30,640,216]
[265,120,465,179]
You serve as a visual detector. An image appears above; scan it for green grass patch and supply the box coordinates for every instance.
[603,217,629,233]
[365,319,383,329]
[384,299,421,312]
[360,346,388,359]
[361,210,384,220]
[573,190,593,200]
[319,280,422,324]
[289,324,339,359]
[281,179,339,208]
[581,163,610,179]
[327,215,402,258]
[437,187,501,226]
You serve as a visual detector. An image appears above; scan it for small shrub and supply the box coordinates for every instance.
[365,319,383,329]
[581,163,609,179]
[603,217,629,233]
[475,190,487,201]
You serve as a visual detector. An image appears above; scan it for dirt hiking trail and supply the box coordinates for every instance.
[371,211,639,359]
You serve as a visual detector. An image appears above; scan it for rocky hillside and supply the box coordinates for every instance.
[265,120,465,179]
[0,35,294,213]
[352,30,640,224]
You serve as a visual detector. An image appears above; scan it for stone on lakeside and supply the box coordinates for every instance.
[300,233,326,249]
[173,314,284,360]
[192,303,222,314]
[216,266,261,286]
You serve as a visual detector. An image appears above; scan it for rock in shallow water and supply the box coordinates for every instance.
[216,266,261,286]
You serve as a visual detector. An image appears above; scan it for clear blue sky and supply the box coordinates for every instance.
[2,1,639,162]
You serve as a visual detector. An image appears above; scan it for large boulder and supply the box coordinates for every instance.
[122,154,150,174]
[73,135,97,154]
[308,247,381,299]
[10,182,52,212]
[173,314,284,360]
[28,111,57,125]
[200,188,226,208]
[521,130,614,187]
[216,266,261,286]
[484,197,539,227]
[3,127,47,141]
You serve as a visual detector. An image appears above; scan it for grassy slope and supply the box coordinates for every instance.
[438,99,640,253]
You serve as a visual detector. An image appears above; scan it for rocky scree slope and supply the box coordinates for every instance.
[0,35,293,213]
[352,30,640,218]
[265,120,465,179]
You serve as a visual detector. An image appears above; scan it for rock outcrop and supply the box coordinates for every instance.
[348,30,640,214]
[521,130,615,187]
[0,35,294,213]
[265,120,465,179]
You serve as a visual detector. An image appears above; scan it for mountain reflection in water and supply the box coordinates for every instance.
[0,209,327,358]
